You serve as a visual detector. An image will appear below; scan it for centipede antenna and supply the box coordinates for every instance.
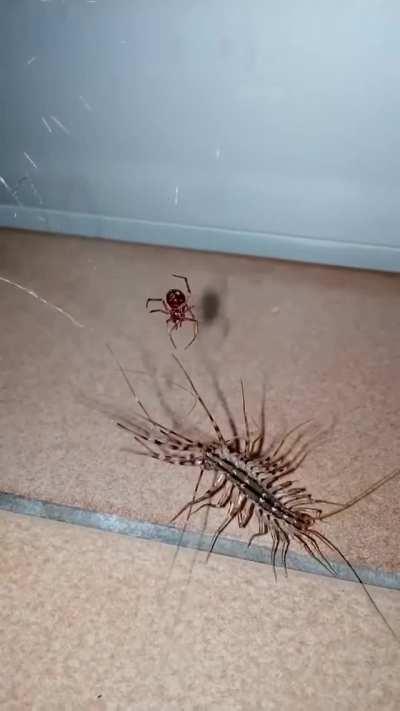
[320,468,400,521]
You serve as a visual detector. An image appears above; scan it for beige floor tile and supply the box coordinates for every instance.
[1,228,400,575]
[1,510,399,710]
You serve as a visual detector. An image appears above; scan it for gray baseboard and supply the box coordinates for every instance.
[1,205,399,273]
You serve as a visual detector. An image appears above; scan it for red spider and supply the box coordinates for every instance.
[146,274,199,350]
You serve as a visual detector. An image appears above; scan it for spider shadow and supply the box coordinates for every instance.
[198,281,230,341]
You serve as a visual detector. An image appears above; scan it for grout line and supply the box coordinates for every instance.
[1,491,399,591]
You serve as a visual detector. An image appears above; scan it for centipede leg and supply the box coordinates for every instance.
[250,385,266,457]
[166,468,206,582]
[247,509,268,548]
[206,512,237,560]
[173,468,206,529]
[274,521,290,576]
[192,483,234,516]
[169,473,226,523]
[204,493,246,561]
[237,502,254,529]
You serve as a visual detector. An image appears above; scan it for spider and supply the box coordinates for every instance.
[146,274,199,349]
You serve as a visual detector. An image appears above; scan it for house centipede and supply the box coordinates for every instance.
[113,351,400,643]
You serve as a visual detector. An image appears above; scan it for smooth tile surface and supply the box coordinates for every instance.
[1,510,399,710]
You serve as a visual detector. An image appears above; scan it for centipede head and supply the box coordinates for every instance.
[294,511,315,531]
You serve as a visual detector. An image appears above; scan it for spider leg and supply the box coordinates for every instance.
[168,323,179,349]
[186,307,197,323]
[172,274,191,294]
[149,309,169,315]
[146,297,164,309]
[184,317,199,350]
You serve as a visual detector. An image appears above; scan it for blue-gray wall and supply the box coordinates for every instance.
[1,1,400,271]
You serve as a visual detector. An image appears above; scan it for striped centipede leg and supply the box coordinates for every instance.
[172,355,227,446]
[293,531,338,577]
[267,419,314,460]
[239,380,251,456]
[191,483,234,517]
[207,501,245,560]
[169,472,226,524]
[270,524,281,580]
[199,354,242,452]
[164,468,207,590]
[237,502,255,529]
[247,509,269,548]
[273,520,291,576]
[250,383,267,457]
[310,529,398,642]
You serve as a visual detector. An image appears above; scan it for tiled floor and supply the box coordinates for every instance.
[1,229,400,570]
[1,228,400,708]
[1,510,399,710]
